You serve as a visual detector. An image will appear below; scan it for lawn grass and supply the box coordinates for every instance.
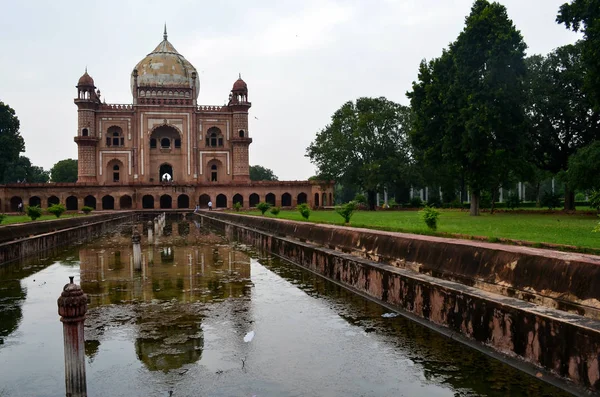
[0,213,85,225]
[240,209,600,250]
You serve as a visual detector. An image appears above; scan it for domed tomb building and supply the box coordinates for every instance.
[0,28,333,212]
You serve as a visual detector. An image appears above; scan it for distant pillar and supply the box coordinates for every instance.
[420,189,424,201]
[57,276,88,397]
[147,221,153,243]
[410,187,414,198]
[384,189,388,207]
[425,187,429,202]
[132,226,141,271]
[376,193,380,207]
[499,188,503,203]
[552,178,555,194]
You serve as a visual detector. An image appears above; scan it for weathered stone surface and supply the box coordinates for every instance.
[200,212,600,392]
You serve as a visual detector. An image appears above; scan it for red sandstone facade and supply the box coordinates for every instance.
[0,28,333,212]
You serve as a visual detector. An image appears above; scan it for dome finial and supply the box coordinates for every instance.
[85,65,88,74]
[163,23,168,40]
[239,73,241,79]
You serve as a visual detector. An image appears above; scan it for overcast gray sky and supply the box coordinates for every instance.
[0,0,579,180]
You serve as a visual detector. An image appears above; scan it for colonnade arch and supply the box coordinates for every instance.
[232,194,243,206]
[47,196,59,207]
[160,195,172,209]
[142,195,154,209]
[265,193,275,206]
[249,193,259,207]
[177,194,189,209]
[281,193,292,207]
[216,194,227,208]
[29,196,41,207]
[3,189,321,211]
[199,194,210,208]
[66,196,78,210]
[102,195,115,210]
[120,195,133,209]
[84,196,96,209]
[10,196,22,212]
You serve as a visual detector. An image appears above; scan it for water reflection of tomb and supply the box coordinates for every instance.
[80,222,252,306]
[79,221,253,371]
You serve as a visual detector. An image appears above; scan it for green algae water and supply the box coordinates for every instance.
[0,215,573,396]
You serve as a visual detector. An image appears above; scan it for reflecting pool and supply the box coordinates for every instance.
[0,216,572,396]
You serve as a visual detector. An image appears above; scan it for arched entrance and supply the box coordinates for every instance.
[177,194,190,209]
[233,194,243,207]
[160,194,172,209]
[159,163,173,182]
[199,194,210,208]
[249,193,259,207]
[281,193,292,207]
[142,195,154,209]
[314,193,320,207]
[297,192,307,205]
[107,160,126,184]
[322,193,327,206]
[48,196,60,207]
[10,196,22,212]
[66,196,78,211]
[265,193,275,206]
[206,159,223,182]
[120,195,133,209]
[28,196,41,207]
[102,195,115,210]
[216,194,227,208]
[84,195,96,209]
[329,193,333,205]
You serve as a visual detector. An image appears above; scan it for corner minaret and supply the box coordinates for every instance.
[74,69,100,183]
[229,74,252,182]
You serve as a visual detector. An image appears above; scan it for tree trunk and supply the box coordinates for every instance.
[367,190,376,211]
[535,182,541,208]
[564,187,576,211]
[470,191,480,216]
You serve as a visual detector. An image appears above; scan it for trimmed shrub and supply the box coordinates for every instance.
[575,192,586,202]
[420,205,440,230]
[270,206,281,216]
[354,194,367,204]
[256,202,271,215]
[233,202,242,212]
[0,214,5,224]
[47,203,66,218]
[541,192,562,210]
[82,206,93,215]
[297,203,311,220]
[505,193,521,210]
[27,205,43,221]
[410,196,423,208]
[335,201,358,224]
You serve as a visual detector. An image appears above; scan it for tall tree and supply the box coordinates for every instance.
[567,140,600,190]
[306,97,413,210]
[2,155,49,183]
[50,159,78,183]
[249,165,278,181]
[525,43,599,210]
[557,0,600,110]
[0,101,26,182]
[408,0,528,215]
